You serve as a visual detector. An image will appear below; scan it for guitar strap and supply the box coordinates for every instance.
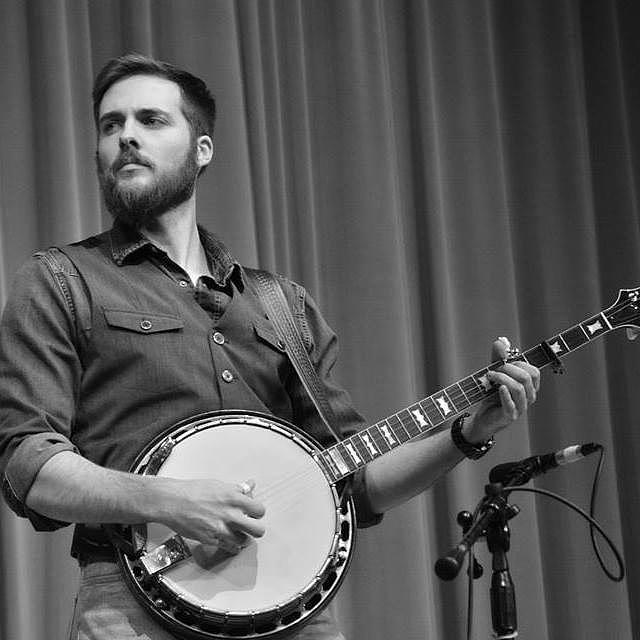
[245,269,343,445]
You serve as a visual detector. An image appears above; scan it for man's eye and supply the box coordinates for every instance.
[143,116,163,126]
[101,121,119,135]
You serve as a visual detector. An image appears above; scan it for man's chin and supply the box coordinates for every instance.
[115,174,152,191]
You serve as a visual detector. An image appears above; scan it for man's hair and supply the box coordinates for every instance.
[92,53,216,140]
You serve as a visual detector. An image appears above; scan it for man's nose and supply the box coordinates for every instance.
[119,134,140,151]
[119,120,140,150]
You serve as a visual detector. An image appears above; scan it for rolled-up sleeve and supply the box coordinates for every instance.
[0,255,80,530]
[283,279,383,528]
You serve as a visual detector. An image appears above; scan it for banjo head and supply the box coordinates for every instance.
[119,411,355,639]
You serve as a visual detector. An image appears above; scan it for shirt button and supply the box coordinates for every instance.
[178,280,189,288]
[140,319,153,331]
[221,369,234,383]
[212,331,225,345]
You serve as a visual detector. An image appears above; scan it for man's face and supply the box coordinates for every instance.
[96,74,205,227]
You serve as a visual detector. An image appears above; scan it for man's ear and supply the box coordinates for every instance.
[196,135,213,169]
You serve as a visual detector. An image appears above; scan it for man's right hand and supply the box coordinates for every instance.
[163,478,266,554]
[25,452,266,554]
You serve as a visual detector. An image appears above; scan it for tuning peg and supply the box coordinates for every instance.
[627,328,639,341]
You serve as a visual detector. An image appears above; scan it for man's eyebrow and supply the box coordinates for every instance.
[98,108,173,126]
[137,108,173,120]
[98,110,123,127]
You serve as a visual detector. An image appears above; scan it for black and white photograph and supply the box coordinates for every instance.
[0,2,638,639]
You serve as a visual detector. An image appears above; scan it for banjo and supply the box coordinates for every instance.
[116,287,640,639]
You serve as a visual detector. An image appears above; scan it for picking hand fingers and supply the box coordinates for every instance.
[230,512,266,538]
[233,493,266,519]
[206,520,259,554]
[210,531,247,555]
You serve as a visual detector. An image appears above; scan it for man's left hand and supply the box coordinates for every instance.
[463,338,540,443]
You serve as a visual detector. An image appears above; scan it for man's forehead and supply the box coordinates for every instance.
[99,74,183,116]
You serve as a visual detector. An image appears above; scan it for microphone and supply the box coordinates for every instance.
[489,443,601,486]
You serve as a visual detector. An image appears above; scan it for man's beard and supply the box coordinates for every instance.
[97,144,199,229]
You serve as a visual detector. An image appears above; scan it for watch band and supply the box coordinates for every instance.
[451,413,495,460]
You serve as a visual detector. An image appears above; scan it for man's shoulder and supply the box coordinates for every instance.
[33,230,112,275]
[242,266,306,300]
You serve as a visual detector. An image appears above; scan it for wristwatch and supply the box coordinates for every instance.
[451,413,495,460]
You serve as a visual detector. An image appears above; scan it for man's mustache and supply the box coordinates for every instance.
[111,151,152,172]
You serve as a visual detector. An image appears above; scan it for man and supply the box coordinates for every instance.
[0,54,539,639]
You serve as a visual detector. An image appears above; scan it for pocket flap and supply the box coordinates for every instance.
[253,320,286,352]
[103,309,184,334]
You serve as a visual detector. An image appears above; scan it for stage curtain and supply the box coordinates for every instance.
[1,1,638,639]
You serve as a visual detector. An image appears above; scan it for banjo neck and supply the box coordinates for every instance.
[315,287,640,484]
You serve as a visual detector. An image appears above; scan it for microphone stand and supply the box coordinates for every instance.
[485,483,519,639]
[435,482,520,639]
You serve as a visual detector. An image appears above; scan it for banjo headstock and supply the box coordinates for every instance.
[603,287,640,336]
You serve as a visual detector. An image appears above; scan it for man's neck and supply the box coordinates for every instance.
[140,196,210,283]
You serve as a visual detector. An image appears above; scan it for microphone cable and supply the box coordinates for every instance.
[503,444,624,582]
[458,443,624,640]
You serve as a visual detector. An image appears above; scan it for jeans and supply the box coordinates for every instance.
[68,562,346,640]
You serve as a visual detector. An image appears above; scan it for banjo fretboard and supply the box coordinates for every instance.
[316,288,640,483]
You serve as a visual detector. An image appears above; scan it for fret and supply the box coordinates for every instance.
[328,446,351,475]
[523,345,549,368]
[427,395,451,423]
[344,440,364,467]
[447,383,471,409]
[369,425,392,453]
[546,334,569,357]
[388,414,412,441]
[581,314,608,339]
[351,433,373,462]
[561,325,590,350]
[316,292,628,483]
[460,376,484,403]
[379,420,399,449]
[474,368,494,395]
[321,451,340,481]
[314,453,334,482]
[336,442,358,471]
[600,312,613,330]
[430,391,456,418]
[406,406,430,434]
[360,429,381,458]
[421,397,445,424]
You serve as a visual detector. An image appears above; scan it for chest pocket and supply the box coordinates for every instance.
[104,309,184,334]
[99,308,186,394]
[253,320,287,354]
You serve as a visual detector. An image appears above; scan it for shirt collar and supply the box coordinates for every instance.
[109,219,244,289]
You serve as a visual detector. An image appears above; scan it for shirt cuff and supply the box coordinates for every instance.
[348,468,384,528]
[2,432,77,531]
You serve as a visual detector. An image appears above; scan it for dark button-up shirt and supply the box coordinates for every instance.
[0,221,380,532]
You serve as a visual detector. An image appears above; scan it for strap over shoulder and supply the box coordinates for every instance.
[244,268,342,444]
